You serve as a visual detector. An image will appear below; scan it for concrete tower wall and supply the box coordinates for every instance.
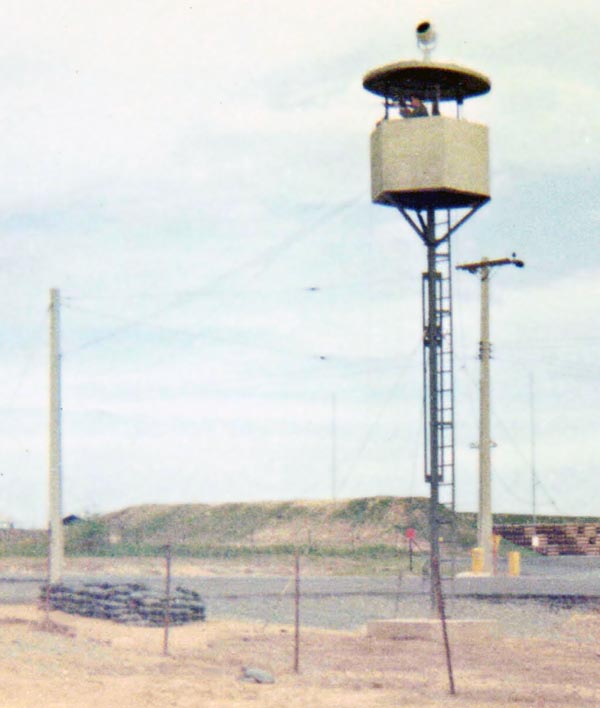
[370,116,489,207]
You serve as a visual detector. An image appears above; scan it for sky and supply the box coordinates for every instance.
[0,1,598,528]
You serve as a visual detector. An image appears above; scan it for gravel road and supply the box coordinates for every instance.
[3,556,599,636]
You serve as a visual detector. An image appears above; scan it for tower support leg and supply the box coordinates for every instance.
[425,210,440,609]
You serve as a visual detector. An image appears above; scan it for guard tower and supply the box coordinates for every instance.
[363,22,491,600]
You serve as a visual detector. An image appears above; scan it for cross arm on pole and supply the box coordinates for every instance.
[456,255,524,274]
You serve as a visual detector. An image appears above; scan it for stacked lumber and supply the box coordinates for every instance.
[494,523,600,556]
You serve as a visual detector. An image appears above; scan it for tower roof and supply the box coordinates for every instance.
[363,60,491,102]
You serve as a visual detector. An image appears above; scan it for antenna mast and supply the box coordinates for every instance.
[49,287,64,584]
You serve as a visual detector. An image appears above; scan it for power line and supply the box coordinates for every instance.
[336,344,420,495]
[0,308,47,410]
[62,195,364,355]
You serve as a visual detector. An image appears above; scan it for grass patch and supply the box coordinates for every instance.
[5,498,600,563]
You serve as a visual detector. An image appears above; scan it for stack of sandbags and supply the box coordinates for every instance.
[40,581,205,626]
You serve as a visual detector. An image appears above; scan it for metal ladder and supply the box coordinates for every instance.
[422,214,457,581]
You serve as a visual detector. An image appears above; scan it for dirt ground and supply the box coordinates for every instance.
[0,603,598,708]
[2,556,600,706]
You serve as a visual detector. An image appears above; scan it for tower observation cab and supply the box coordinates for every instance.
[363,23,492,603]
[364,61,491,209]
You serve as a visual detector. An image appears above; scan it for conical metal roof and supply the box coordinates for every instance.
[363,60,490,102]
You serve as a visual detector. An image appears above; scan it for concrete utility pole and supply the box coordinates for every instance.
[456,256,524,573]
[48,287,64,583]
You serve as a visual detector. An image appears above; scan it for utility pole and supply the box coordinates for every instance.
[456,256,524,573]
[48,287,64,584]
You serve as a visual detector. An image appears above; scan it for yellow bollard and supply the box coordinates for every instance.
[471,547,484,573]
[508,551,521,577]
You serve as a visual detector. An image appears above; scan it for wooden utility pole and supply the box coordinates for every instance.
[456,256,524,573]
[48,288,64,584]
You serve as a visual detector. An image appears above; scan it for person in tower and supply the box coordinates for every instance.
[400,95,428,118]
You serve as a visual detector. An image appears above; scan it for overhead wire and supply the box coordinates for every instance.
[60,192,410,412]
[62,194,365,356]
[334,341,421,496]
[1,308,47,410]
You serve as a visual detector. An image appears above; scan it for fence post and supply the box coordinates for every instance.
[293,548,300,673]
[163,544,172,656]
[44,525,52,624]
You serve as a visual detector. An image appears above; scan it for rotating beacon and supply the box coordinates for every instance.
[363,22,491,598]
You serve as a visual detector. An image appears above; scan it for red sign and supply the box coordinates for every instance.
[405,527,416,540]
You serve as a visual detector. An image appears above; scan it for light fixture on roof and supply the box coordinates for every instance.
[416,21,436,61]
